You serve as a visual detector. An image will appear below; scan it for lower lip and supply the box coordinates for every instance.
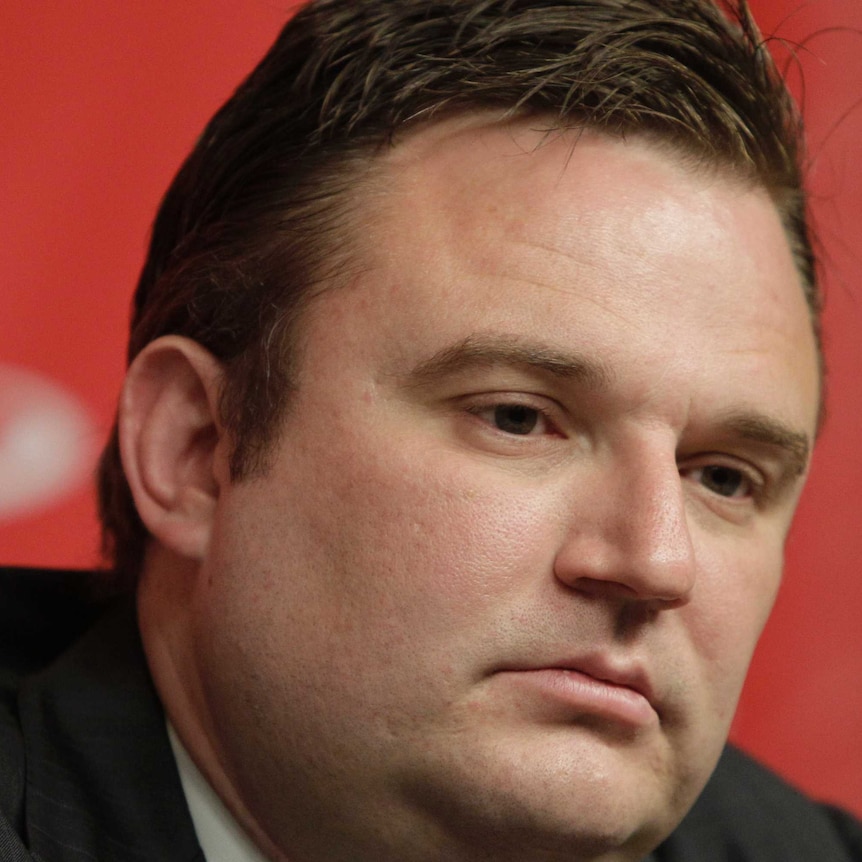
[499,668,657,728]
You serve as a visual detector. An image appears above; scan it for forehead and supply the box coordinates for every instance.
[320,116,820,436]
[375,116,783,296]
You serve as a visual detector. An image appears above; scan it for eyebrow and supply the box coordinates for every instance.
[717,412,811,479]
[404,334,613,389]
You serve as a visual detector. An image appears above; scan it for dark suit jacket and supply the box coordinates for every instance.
[1,566,860,861]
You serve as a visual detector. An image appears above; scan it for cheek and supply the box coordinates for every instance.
[305,447,557,626]
[194,442,568,782]
[685,536,784,718]
[210,438,563,679]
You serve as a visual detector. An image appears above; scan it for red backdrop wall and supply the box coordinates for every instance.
[2,0,860,818]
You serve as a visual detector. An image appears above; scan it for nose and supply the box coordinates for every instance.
[553,450,696,607]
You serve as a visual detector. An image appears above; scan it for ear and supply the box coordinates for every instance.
[119,336,229,561]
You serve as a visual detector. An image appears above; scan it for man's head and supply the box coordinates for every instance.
[98,0,817,587]
[106,2,822,860]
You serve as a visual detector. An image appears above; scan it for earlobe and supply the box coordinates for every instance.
[119,336,228,561]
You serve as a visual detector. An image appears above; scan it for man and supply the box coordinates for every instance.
[1,0,860,860]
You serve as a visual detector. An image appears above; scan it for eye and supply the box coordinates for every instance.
[686,464,752,499]
[467,401,555,437]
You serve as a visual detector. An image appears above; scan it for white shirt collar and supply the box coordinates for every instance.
[168,723,271,862]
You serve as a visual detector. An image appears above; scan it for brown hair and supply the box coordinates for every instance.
[97,0,816,588]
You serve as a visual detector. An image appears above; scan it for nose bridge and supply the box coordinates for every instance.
[555,440,696,604]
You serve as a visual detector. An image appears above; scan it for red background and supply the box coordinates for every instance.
[1,0,860,818]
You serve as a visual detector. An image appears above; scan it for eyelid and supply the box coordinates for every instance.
[679,454,767,505]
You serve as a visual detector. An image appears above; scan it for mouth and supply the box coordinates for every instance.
[493,657,660,729]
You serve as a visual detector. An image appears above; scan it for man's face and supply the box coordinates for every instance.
[191,119,820,860]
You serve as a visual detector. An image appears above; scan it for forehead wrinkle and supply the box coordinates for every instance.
[400,333,614,390]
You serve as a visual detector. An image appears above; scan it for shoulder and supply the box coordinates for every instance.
[657,745,862,861]
[0,567,202,862]
[0,566,113,858]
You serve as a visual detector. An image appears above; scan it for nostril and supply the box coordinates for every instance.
[568,576,641,602]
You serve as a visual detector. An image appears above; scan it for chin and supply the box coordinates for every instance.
[396,729,685,862]
[408,783,668,862]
